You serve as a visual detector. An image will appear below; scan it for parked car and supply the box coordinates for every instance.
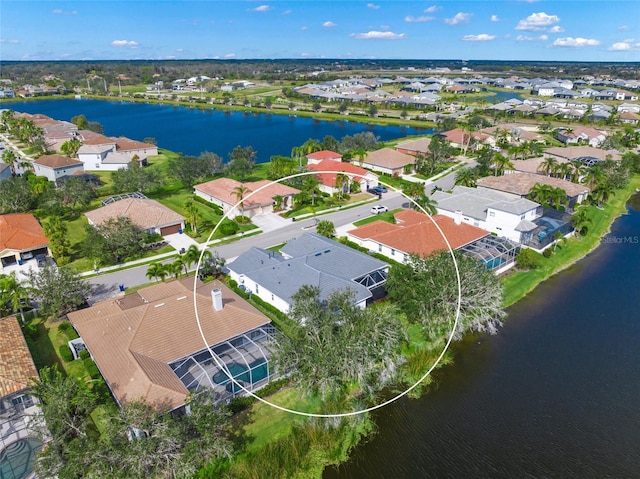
[371,205,388,214]
[36,254,47,267]
[368,186,388,194]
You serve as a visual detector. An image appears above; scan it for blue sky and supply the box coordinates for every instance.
[1,1,638,62]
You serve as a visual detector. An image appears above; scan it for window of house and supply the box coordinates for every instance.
[95,163,100,168]
[378,244,382,252]
[391,249,395,256]
[255,284,259,294]
[489,211,495,217]
[271,294,274,301]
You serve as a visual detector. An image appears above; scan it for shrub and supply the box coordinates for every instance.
[235,215,251,224]
[516,248,543,269]
[79,349,90,360]
[219,220,238,236]
[59,344,74,362]
[542,248,553,258]
[58,321,79,341]
[84,359,101,379]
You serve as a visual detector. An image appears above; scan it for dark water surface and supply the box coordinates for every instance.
[325,194,640,479]
[2,99,432,162]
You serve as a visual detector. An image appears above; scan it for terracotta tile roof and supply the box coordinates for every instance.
[85,198,184,231]
[440,128,490,145]
[512,156,569,174]
[363,148,416,169]
[306,150,342,161]
[395,137,431,154]
[114,137,157,152]
[82,134,116,146]
[194,178,300,208]
[0,213,49,253]
[0,316,39,397]
[34,154,83,169]
[477,172,590,198]
[347,210,488,259]
[68,279,271,410]
[306,159,374,187]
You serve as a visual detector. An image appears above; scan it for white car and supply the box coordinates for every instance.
[371,205,388,214]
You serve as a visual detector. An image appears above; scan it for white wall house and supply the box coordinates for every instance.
[33,155,85,183]
[431,186,541,243]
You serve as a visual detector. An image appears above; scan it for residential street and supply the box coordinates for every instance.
[86,192,406,302]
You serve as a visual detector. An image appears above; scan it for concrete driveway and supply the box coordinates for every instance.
[164,232,199,252]
[248,213,292,233]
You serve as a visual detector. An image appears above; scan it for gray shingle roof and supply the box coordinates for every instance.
[432,186,539,220]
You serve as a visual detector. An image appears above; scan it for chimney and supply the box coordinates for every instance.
[454,210,462,225]
[211,289,223,311]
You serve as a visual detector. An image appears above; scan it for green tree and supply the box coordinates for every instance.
[28,265,90,319]
[60,138,82,158]
[225,146,257,181]
[146,262,168,282]
[490,153,514,176]
[367,104,378,117]
[273,286,406,399]
[0,176,37,213]
[386,251,505,340]
[184,200,202,234]
[168,153,221,188]
[232,183,252,215]
[571,207,592,237]
[56,177,97,215]
[42,216,71,261]
[2,149,19,176]
[315,220,336,238]
[454,167,478,187]
[83,216,146,265]
[402,181,426,204]
[111,162,164,193]
[182,244,202,273]
[0,272,31,324]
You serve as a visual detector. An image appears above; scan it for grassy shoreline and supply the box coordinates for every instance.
[501,174,640,307]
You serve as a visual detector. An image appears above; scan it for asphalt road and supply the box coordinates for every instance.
[87,192,407,303]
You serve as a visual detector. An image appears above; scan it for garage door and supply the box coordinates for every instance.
[160,224,181,236]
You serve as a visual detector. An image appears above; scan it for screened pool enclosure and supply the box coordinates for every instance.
[169,325,278,402]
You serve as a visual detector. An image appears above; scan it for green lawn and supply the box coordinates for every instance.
[352,208,401,227]
[501,174,640,307]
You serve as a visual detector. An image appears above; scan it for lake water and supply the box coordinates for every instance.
[325,193,640,478]
[1,99,432,163]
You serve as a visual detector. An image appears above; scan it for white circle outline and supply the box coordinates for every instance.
[192,171,461,418]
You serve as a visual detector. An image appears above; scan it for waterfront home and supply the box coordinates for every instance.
[395,137,431,156]
[85,195,185,237]
[78,135,158,171]
[0,315,43,478]
[32,154,85,184]
[438,128,493,151]
[305,150,342,164]
[346,209,518,272]
[193,178,299,219]
[555,126,607,147]
[361,148,416,176]
[226,233,389,313]
[477,172,590,210]
[67,279,276,410]
[543,146,623,163]
[306,159,378,195]
[0,213,50,272]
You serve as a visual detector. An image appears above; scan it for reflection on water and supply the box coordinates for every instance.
[326,194,640,479]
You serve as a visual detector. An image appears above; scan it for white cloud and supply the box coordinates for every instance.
[176,48,185,52]
[52,8,77,15]
[463,34,496,41]
[491,15,499,22]
[618,25,629,31]
[322,21,337,27]
[350,31,406,40]
[516,34,548,41]
[549,25,565,33]
[0,39,19,44]
[251,5,271,12]
[367,3,380,9]
[609,40,639,51]
[111,40,139,48]
[425,5,441,13]
[445,12,472,25]
[553,37,600,47]
[405,16,434,23]
[282,9,292,15]
[516,12,559,31]
[301,26,309,31]
[224,53,236,59]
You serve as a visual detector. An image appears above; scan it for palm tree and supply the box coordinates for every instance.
[2,149,19,176]
[146,262,167,282]
[168,259,183,279]
[184,201,202,234]
[590,183,615,207]
[60,138,82,158]
[316,220,336,238]
[491,153,514,176]
[302,138,322,157]
[290,145,304,168]
[583,166,605,190]
[232,184,252,216]
[402,182,425,204]
[335,173,349,199]
[549,187,568,210]
[556,162,573,181]
[454,167,478,187]
[354,147,366,167]
[528,182,553,206]
[571,207,592,237]
[539,157,558,177]
[182,244,201,274]
[414,194,438,215]
[0,273,31,324]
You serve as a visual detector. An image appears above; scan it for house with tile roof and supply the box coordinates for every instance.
[306,159,378,195]
[85,196,185,236]
[67,279,276,411]
[543,146,623,163]
[194,178,300,219]
[477,172,590,210]
[0,214,50,271]
[395,137,432,156]
[78,135,158,171]
[305,150,342,164]
[32,155,85,184]
[431,186,541,243]
[0,315,43,474]
[556,126,607,147]
[438,128,493,150]
[226,233,389,313]
[360,148,416,176]
[347,210,490,264]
